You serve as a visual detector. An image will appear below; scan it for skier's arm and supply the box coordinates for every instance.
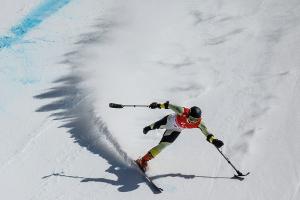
[199,122,224,148]
[198,122,210,137]
[168,103,184,115]
[149,101,184,115]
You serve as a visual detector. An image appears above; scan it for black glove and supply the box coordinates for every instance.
[207,134,224,148]
[149,102,160,109]
[143,126,151,134]
[149,101,169,109]
[212,139,224,148]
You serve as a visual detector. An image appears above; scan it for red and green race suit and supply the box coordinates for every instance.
[147,103,214,157]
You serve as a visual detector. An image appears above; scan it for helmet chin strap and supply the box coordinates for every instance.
[187,116,198,123]
[188,113,199,122]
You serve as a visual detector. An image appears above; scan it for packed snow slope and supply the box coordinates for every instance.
[0,0,300,199]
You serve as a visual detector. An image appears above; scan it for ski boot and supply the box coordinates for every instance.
[135,152,153,172]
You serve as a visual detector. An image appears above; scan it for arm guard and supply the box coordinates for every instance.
[199,122,210,137]
[158,101,184,115]
[168,103,184,115]
[199,120,224,148]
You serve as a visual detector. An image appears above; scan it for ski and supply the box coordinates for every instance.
[235,171,250,177]
[132,161,163,193]
[140,170,163,193]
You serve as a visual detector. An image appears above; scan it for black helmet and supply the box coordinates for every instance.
[190,106,202,118]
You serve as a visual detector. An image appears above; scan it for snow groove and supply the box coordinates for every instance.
[0,117,52,172]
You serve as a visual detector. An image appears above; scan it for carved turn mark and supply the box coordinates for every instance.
[205,28,244,46]
[157,57,195,69]
[232,128,256,156]
[190,10,216,25]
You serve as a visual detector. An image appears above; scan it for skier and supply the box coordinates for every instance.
[136,101,224,172]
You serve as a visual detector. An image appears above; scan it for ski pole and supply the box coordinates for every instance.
[216,147,250,177]
[109,103,149,109]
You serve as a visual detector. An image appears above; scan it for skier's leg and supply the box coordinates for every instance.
[143,115,168,134]
[137,130,181,171]
[148,142,170,158]
[149,130,181,157]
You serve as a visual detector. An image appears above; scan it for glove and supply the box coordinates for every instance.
[207,134,224,148]
[143,126,151,134]
[160,101,169,109]
[149,102,160,109]
[149,101,169,109]
[212,139,224,148]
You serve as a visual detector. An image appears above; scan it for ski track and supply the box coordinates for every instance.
[31,146,84,200]
[0,117,52,173]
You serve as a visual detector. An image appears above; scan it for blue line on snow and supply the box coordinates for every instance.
[0,0,71,48]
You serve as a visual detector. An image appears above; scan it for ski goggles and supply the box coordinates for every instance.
[188,115,199,122]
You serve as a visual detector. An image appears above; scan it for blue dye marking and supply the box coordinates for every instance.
[0,0,71,48]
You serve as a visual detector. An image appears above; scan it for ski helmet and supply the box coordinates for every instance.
[189,106,202,119]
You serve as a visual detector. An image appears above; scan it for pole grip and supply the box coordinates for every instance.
[109,103,149,108]
[109,103,124,108]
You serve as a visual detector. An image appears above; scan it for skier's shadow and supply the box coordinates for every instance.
[34,23,159,193]
[42,166,145,192]
[35,72,155,193]
[42,170,244,192]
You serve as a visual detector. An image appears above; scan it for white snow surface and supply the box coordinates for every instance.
[0,0,300,199]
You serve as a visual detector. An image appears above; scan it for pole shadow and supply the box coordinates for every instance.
[42,166,146,192]
[151,173,245,181]
[42,170,244,192]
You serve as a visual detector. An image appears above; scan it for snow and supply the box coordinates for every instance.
[0,0,300,199]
